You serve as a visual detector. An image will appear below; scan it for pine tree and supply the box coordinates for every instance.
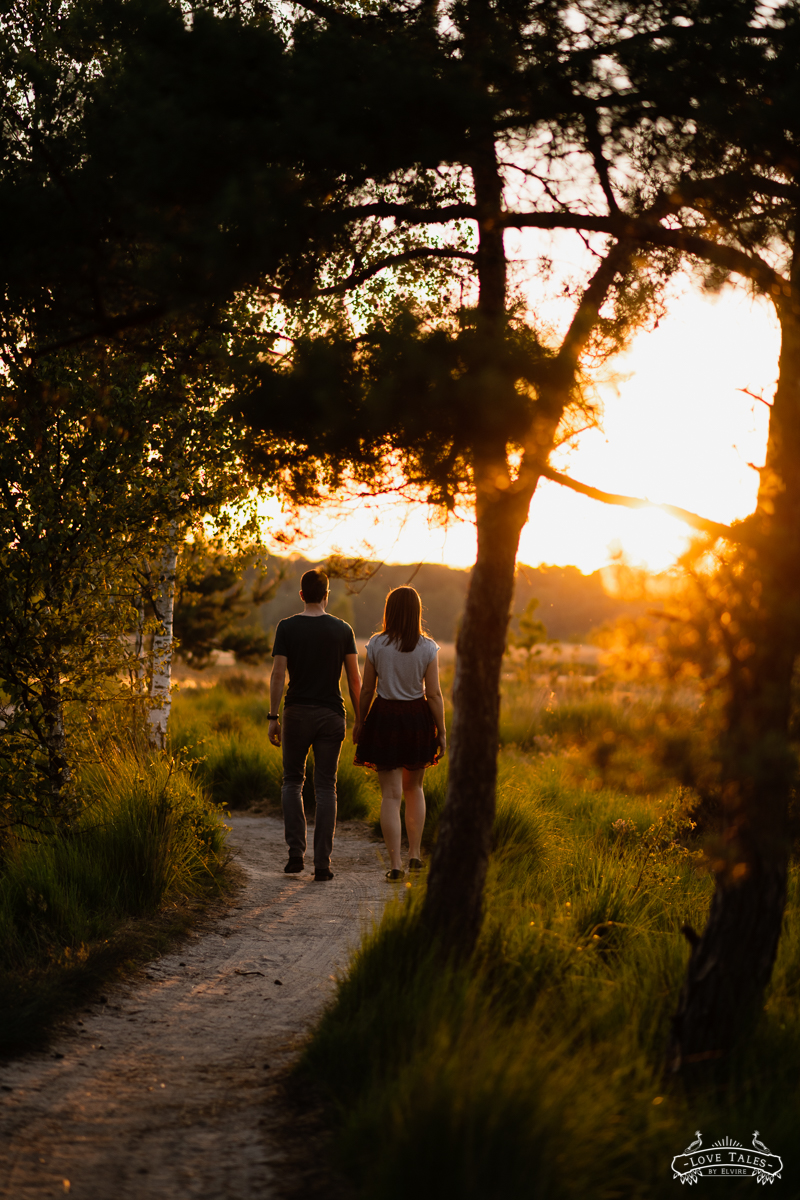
[229,0,731,955]
[170,534,279,670]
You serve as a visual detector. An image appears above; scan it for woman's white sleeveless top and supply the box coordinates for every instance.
[366,634,439,701]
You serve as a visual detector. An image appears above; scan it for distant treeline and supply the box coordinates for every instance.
[254,557,641,644]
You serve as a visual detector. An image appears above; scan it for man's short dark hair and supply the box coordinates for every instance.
[301,569,329,604]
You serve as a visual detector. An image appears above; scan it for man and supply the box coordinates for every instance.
[268,569,361,881]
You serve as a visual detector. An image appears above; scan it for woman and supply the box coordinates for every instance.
[354,586,446,880]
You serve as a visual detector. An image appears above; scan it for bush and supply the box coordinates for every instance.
[177,727,284,810]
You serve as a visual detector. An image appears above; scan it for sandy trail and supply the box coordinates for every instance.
[0,815,390,1200]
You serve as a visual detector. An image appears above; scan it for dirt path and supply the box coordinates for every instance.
[0,815,391,1200]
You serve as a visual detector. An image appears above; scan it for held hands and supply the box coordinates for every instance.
[268,719,281,748]
[437,732,447,757]
[352,720,362,744]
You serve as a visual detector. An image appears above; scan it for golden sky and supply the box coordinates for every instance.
[262,281,779,575]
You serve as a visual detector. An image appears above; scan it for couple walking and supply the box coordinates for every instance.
[268,569,446,881]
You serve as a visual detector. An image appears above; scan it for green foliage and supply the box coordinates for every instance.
[0,0,290,833]
[0,750,225,966]
[172,532,281,669]
[300,753,800,1198]
[174,722,284,811]
[0,355,167,838]
[170,688,282,809]
[0,0,306,352]
[0,343,260,842]
[235,310,553,507]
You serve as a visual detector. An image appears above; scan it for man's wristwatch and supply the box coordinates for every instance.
[268,714,280,721]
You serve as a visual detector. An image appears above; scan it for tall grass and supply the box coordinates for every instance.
[0,750,226,971]
[0,746,228,1050]
[300,752,800,1198]
[171,683,381,820]
[499,678,714,799]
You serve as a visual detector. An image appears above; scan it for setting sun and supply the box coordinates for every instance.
[264,281,780,575]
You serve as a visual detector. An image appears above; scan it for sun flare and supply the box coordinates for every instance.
[262,283,779,576]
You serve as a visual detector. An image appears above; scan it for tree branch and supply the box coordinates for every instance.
[583,107,620,215]
[333,196,786,298]
[552,239,632,380]
[285,246,475,298]
[27,304,169,358]
[290,0,369,27]
[501,211,786,295]
[339,202,477,223]
[676,172,799,206]
[570,22,692,62]
[539,464,745,543]
[738,386,773,408]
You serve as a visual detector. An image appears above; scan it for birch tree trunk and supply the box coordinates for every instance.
[147,541,178,750]
[668,287,800,1071]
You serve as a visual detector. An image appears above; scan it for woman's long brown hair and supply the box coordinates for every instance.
[381,586,424,653]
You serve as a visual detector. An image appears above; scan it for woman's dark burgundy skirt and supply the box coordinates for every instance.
[354,696,442,772]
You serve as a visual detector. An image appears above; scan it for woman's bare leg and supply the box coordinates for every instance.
[377,767,404,871]
[402,767,426,861]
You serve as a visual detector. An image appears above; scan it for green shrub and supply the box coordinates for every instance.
[500,692,636,750]
[498,678,716,805]
[182,730,283,810]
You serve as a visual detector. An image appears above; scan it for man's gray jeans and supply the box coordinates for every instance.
[281,704,345,869]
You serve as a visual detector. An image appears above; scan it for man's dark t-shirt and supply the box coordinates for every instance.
[272,614,358,715]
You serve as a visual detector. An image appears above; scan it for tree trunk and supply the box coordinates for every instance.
[668,859,788,1072]
[424,469,535,951]
[421,112,519,952]
[668,294,800,1070]
[422,106,633,952]
[147,541,178,750]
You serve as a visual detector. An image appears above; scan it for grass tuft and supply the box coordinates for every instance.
[0,746,228,1052]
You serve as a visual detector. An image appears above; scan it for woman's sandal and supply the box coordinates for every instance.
[408,858,423,871]
[386,868,405,881]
